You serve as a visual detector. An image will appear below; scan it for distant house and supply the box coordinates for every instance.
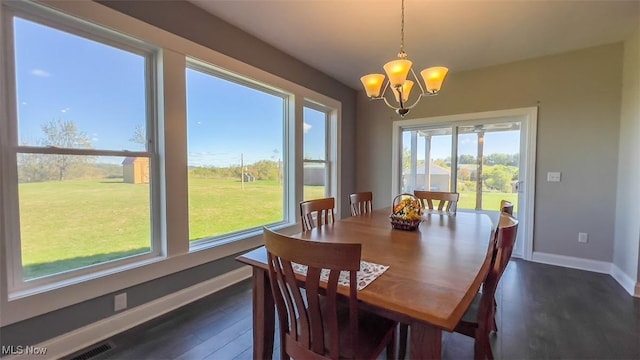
[122,157,149,184]
[403,162,451,191]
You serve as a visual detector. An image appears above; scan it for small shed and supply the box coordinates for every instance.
[122,157,149,184]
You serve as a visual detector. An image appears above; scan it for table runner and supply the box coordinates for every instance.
[291,261,389,290]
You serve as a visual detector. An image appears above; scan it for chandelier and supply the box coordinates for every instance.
[360,0,449,117]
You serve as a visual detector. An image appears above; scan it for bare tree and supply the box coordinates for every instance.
[41,118,93,181]
[129,124,146,148]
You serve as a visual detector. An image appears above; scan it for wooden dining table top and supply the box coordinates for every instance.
[237,207,495,332]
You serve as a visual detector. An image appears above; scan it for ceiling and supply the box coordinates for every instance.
[189,0,639,90]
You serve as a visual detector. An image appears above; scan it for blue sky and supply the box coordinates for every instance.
[403,130,520,160]
[14,17,325,168]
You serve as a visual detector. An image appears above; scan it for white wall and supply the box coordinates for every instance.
[613,25,640,295]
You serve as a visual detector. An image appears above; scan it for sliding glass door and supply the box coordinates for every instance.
[396,108,536,259]
[455,122,521,213]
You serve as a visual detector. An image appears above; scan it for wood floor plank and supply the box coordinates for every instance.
[202,327,253,360]
[87,259,639,360]
[173,312,252,360]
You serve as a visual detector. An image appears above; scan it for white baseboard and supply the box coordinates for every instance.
[611,263,640,297]
[531,251,639,298]
[531,251,612,274]
[7,266,252,360]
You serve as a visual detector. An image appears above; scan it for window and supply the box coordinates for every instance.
[0,0,342,323]
[303,105,329,201]
[186,61,287,243]
[401,127,453,193]
[3,11,159,286]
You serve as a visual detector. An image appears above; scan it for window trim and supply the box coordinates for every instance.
[2,2,162,293]
[303,102,332,200]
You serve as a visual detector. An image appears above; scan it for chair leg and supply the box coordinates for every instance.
[386,327,396,360]
[398,323,408,360]
[474,326,493,360]
[492,297,498,332]
[491,315,498,333]
[280,333,290,360]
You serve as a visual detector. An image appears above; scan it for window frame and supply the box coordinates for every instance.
[302,101,333,200]
[185,58,293,247]
[1,2,162,293]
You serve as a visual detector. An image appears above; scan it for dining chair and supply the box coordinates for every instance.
[454,212,519,359]
[263,227,397,360]
[413,190,460,213]
[398,212,518,360]
[349,191,373,216]
[499,199,514,215]
[300,197,335,232]
[488,199,514,334]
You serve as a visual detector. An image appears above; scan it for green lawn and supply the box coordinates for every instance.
[458,191,518,212]
[18,178,513,280]
[18,178,325,279]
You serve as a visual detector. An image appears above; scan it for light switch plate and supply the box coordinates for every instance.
[547,172,561,182]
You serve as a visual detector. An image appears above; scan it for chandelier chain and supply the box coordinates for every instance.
[399,0,405,57]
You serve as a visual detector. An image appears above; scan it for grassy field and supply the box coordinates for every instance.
[458,191,518,212]
[18,178,513,279]
[18,178,325,279]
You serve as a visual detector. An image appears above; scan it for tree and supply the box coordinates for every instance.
[458,167,471,181]
[483,165,512,192]
[41,119,93,181]
[129,124,146,148]
[459,154,476,164]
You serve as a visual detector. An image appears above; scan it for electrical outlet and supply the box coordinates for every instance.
[114,293,127,312]
[578,232,588,243]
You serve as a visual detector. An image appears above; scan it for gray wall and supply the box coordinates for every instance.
[614,26,640,286]
[356,43,623,263]
[1,0,356,346]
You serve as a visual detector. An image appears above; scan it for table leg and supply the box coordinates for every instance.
[252,267,275,360]
[410,321,442,359]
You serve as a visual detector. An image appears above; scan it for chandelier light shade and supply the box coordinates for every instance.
[360,74,385,97]
[393,80,414,103]
[421,66,449,93]
[383,59,412,87]
[360,0,449,117]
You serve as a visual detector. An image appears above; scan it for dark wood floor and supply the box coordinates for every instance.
[84,259,640,360]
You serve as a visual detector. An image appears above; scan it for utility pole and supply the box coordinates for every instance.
[241,153,244,190]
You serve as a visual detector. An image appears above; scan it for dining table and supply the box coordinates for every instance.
[236,207,495,359]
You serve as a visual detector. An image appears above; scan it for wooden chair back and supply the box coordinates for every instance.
[349,192,373,216]
[474,213,518,359]
[300,197,335,232]
[263,227,361,360]
[499,200,514,215]
[414,190,460,213]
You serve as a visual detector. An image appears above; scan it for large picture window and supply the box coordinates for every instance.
[5,13,158,285]
[186,62,287,243]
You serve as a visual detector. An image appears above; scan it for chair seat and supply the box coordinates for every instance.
[461,292,482,324]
